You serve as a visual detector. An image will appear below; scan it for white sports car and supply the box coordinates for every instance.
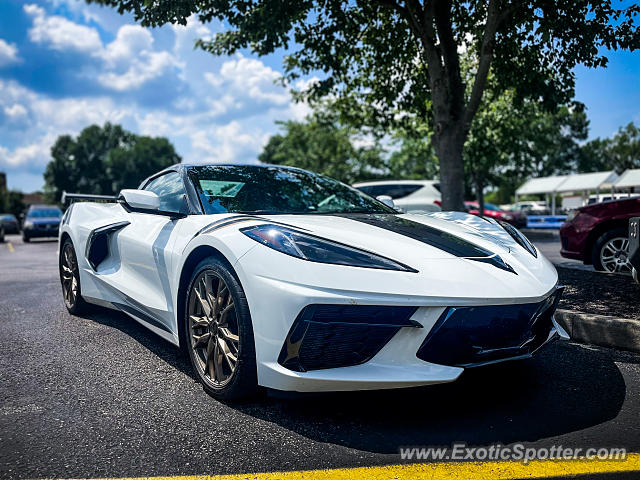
[59,164,567,400]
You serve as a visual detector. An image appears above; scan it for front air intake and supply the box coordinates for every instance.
[278,305,419,372]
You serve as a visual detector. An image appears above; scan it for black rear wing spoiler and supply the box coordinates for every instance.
[62,191,118,204]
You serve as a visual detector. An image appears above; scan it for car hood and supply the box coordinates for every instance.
[231,211,556,291]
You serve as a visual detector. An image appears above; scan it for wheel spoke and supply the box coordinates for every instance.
[206,337,216,379]
[205,275,217,317]
[193,332,211,349]
[213,338,225,381]
[194,288,211,318]
[190,315,209,329]
[219,303,235,325]
[218,327,239,344]
[218,336,237,369]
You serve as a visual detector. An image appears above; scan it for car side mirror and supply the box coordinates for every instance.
[118,189,160,211]
[376,195,395,208]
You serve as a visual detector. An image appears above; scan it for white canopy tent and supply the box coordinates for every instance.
[515,170,618,214]
[613,168,640,192]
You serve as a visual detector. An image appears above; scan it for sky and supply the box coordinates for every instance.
[0,0,639,193]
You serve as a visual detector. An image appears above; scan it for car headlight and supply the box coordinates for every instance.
[502,214,513,221]
[241,224,416,272]
[565,210,577,222]
[23,221,33,229]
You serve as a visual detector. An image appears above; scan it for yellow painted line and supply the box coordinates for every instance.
[61,454,640,480]
[7,241,14,253]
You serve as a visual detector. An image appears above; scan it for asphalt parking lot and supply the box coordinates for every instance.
[1,234,640,479]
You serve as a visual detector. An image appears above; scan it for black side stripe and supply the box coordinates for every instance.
[335,214,516,274]
[195,215,309,237]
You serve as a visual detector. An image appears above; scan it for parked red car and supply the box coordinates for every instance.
[464,201,527,229]
[560,197,640,273]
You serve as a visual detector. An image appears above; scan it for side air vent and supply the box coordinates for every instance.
[278,304,419,372]
[85,221,130,271]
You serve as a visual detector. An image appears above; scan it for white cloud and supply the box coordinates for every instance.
[4,104,28,120]
[98,50,175,91]
[99,25,177,90]
[24,4,103,54]
[189,121,269,164]
[4,4,322,192]
[0,135,54,169]
[212,54,290,106]
[24,6,177,91]
[0,39,20,66]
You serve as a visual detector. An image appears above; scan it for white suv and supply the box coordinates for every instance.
[353,180,442,213]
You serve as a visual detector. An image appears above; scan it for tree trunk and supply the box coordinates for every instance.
[434,126,466,211]
[475,177,485,216]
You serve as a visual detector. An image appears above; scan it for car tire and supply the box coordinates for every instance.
[592,227,631,274]
[184,257,258,401]
[22,233,29,243]
[59,238,91,314]
[0,227,4,243]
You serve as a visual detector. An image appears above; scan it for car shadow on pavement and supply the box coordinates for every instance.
[81,307,199,383]
[81,308,629,454]
[238,341,630,453]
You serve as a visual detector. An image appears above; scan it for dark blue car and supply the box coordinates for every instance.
[22,205,62,242]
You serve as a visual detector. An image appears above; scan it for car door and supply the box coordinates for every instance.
[113,171,189,338]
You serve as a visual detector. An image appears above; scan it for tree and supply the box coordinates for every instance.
[465,94,588,212]
[259,115,386,184]
[43,123,181,203]
[0,190,26,219]
[580,122,640,174]
[90,0,638,211]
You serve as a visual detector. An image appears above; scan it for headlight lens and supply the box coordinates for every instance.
[241,224,416,272]
[502,214,513,221]
[23,221,33,229]
[566,210,577,222]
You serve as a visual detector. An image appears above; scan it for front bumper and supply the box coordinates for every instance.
[24,226,60,238]
[237,261,564,392]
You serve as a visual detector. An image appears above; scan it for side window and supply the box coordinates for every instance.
[144,172,187,213]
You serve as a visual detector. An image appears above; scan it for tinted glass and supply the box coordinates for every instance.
[484,203,502,211]
[27,208,62,218]
[144,172,187,213]
[188,166,395,215]
[357,184,423,199]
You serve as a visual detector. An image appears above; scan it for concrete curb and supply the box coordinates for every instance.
[555,309,640,354]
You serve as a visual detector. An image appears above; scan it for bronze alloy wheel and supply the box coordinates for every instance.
[187,270,240,387]
[61,242,80,309]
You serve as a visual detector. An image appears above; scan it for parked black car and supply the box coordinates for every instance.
[22,205,62,242]
[0,213,19,234]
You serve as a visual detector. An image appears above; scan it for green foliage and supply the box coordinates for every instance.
[259,114,387,184]
[579,122,640,174]
[388,136,438,181]
[465,92,589,204]
[43,123,181,203]
[0,190,26,219]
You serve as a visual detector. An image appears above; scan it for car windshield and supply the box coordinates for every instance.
[27,208,62,218]
[483,203,502,211]
[188,165,396,215]
[1,214,16,221]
